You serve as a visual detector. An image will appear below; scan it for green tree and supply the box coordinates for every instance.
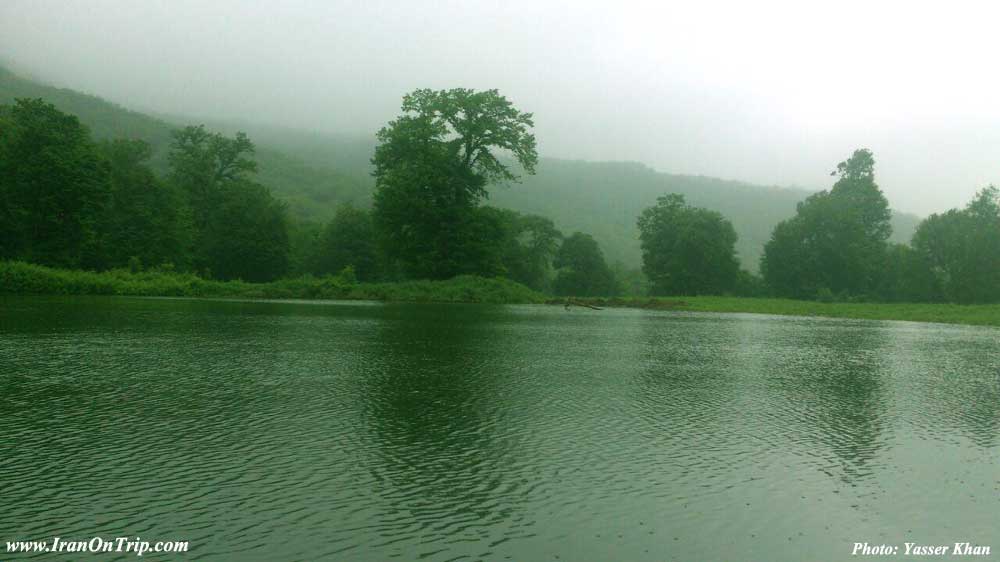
[168,125,256,219]
[553,232,618,296]
[611,261,650,297]
[99,139,190,270]
[202,182,290,282]
[759,209,822,298]
[0,104,17,260]
[287,219,323,276]
[877,243,941,302]
[167,125,257,272]
[0,98,109,268]
[911,186,1000,303]
[372,88,537,279]
[312,204,378,281]
[637,193,740,295]
[167,125,289,280]
[733,269,766,297]
[761,149,891,299]
[487,208,563,291]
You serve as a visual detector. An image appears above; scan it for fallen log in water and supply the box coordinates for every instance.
[563,299,603,310]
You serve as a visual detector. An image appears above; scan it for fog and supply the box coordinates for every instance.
[2,0,998,215]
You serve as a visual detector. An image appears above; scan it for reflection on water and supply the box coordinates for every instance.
[769,322,890,484]
[1,296,999,561]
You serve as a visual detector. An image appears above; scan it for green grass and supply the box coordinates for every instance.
[559,296,1000,327]
[0,261,546,304]
[5,261,999,327]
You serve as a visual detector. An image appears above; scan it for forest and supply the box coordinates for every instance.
[1,72,999,305]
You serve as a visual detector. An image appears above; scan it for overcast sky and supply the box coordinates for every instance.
[2,0,999,215]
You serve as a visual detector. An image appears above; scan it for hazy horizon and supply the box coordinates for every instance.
[3,0,1000,216]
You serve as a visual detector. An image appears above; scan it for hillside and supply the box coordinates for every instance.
[0,65,921,270]
[0,66,370,223]
[494,159,921,269]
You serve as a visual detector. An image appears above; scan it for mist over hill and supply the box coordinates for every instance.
[0,65,920,271]
[0,65,371,223]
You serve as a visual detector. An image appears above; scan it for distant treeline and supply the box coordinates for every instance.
[1,94,998,304]
[758,150,1000,304]
[637,147,1000,304]
[0,95,619,296]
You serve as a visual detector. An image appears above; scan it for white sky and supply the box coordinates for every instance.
[3,0,999,215]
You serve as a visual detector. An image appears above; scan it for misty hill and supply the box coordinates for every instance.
[0,66,370,223]
[0,65,921,270]
[494,160,921,269]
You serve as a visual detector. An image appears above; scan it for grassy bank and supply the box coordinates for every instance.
[558,296,1000,327]
[0,261,546,304]
[4,262,999,327]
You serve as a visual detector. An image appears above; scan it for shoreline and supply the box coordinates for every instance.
[4,261,1000,328]
[557,296,1000,328]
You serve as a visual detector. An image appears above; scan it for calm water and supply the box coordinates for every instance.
[2,296,999,561]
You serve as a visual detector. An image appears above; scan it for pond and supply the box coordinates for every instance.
[2,296,998,560]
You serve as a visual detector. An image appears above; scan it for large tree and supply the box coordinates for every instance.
[637,193,740,295]
[99,139,191,270]
[0,98,109,268]
[911,186,1000,303]
[167,125,288,280]
[877,243,941,303]
[311,204,378,281]
[761,149,891,299]
[202,182,290,282]
[500,210,563,291]
[169,125,257,215]
[472,207,564,291]
[372,88,537,280]
[553,232,618,296]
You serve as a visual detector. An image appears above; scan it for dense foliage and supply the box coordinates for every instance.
[0,261,546,304]
[3,67,1000,305]
[761,150,891,299]
[310,204,378,281]
[911,187,1000,304]
[371,88,540,280]
[0,99,290,282]
[0,99,109,268]
[757,151,1000,304]
[98,139,190,270]
[553,232,619,296]
[638,194,740,295]
[489,208,563,291]
[0,92,603,296]
[0,66,923,277]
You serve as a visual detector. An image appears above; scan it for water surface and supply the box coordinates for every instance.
[2,296,998,560]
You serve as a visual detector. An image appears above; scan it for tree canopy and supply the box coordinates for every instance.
[12,87,1000,305]
[98,138,190,271]
[553,232,618,297]
[638,193,740,295]
[311,204,378,281]
[0,98,109,268]
[372,88,538,280]
[167,125,289,280]
[761,149,891,299]
[911,186,1000,303]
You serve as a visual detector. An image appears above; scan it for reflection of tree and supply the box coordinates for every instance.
[773,322,890,485]
[958,379,1000,448]
[0,296,309,545]
[897,327,1000,449]
[634,314,748,458]
[357,304,524,542]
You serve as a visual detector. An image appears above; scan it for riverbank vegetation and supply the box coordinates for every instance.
[3,82,1000,318]
[0,261,545,304]
[5,261,998,327]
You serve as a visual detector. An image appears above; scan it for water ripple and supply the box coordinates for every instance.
[1,297,999,560]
